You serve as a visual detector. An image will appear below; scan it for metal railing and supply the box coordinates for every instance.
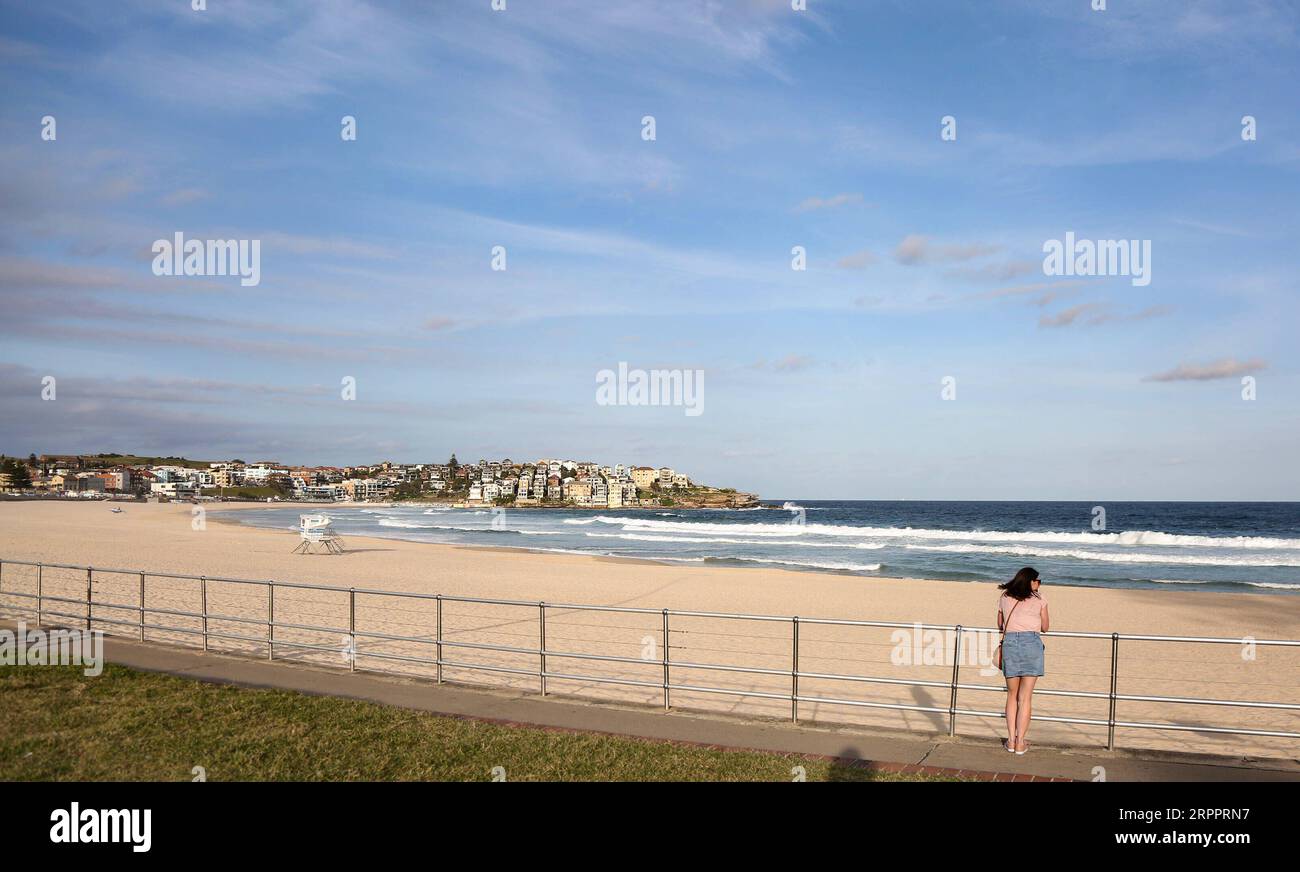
[1,557,1297,752]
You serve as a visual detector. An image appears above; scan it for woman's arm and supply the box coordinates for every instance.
[1040,603,1050,633]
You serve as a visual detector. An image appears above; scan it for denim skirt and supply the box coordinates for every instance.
[1002,631,1045,677]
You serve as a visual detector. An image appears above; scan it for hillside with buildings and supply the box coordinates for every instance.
[0,454,759,509]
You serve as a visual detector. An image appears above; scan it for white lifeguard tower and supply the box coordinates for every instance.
[293,513,345,555]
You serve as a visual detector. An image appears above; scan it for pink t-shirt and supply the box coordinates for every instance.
[999,593,1047,633]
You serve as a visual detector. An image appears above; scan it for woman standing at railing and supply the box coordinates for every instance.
[997,566,1049,755]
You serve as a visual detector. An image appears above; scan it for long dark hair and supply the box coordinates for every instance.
[998,566,1040,601]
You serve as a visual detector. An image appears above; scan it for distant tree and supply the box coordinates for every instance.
[393,480,423,500]
[2,458,32,489]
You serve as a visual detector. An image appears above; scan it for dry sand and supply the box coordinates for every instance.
[1,501,1297,761]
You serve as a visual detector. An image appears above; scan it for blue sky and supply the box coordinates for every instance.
[1,0,1297,499]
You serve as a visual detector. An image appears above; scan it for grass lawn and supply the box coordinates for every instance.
[0,664,963,782]
[83,454,213,470]
[199,486,283,499]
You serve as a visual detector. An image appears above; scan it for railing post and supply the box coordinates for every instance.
[791,616,800,723]
[267,581,275,661]
[36,564,43,626]
[349,587,357,673]
[948,625,962,736]
[138,572,145,641]
[85,567,93,631]
[1107,633,1120,750]
[662,609,671,712]
[435,594,443,683]
[200,576,208,652]
[538,601,547,696]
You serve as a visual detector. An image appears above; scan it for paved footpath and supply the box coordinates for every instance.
[14,624,1300,782]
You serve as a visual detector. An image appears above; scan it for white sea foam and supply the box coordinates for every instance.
[377,519,495,533]
[717,556,882,572]
[582,532,884,549]
[1149,578,1300,590]
[904,543,1300,567]
[572,516,1300,550]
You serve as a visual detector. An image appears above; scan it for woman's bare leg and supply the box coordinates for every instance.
[1004,676,1021,748]
[1015,676,1038,751]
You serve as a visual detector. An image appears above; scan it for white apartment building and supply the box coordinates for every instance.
[150,481,195,497]
[301,484,346,501]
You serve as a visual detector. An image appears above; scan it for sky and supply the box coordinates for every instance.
[0,0,1297,500]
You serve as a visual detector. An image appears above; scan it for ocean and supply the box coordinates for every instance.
[232,501,1300,594]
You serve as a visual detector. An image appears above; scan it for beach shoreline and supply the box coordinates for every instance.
[1,500,1295,623]
[212,499,1300,596]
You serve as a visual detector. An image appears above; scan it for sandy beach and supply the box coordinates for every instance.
[1,500,1297,761]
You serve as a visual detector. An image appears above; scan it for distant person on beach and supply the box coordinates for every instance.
[997,566,1048,755]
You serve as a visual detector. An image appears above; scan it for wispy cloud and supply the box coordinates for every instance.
[1143,358,1267,382]
[1087,305,1173,327]
[1040,303,1172,328]
[895,234,1000,265]
[835,249,876,269]
[1172,218,1254,239]
[772,354,813,373]
[159,188,209,207]
[1039,303,1104,329]
[976,280,1086,305]
[794,192,864,213]
[750,354,813,373]
[946,260,1038,282]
